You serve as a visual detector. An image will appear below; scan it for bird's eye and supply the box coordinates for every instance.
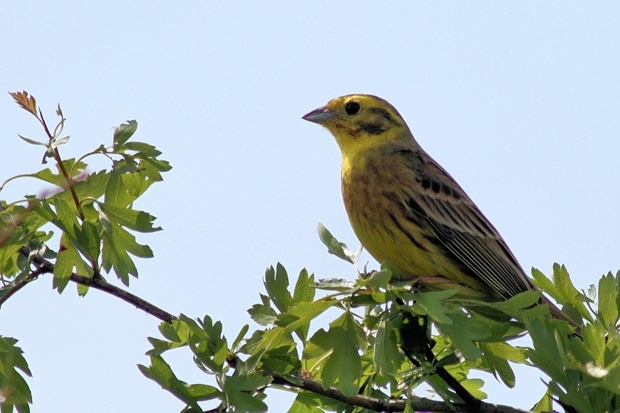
[345,102,361,116]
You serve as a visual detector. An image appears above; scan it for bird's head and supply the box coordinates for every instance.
[302,94,412,160]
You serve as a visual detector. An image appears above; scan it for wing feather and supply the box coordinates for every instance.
[399,148,534,299]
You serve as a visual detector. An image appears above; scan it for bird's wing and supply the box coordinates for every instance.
[401,148,534,299]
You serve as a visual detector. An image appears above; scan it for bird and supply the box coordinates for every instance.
[302,93,576,327]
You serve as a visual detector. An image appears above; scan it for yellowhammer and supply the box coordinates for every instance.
[302,94,574,325]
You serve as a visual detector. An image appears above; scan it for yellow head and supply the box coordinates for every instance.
[302,94,413,164]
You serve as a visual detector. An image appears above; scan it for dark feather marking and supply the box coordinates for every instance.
[405,197,427,218]
[404,194,528,298]
[420,176,432,191]
[401,198,498,292]
[369,107,395,123]
[387,211,428,251]
[429,221,529,298]
[397,148,463,202]
[420,175,460,199]
[396,148,416,157]
[442,184,461,199]
[467,212,497,237]
[358,121,388,135]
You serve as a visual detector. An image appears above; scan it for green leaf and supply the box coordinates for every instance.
[31,159,88,188]
[259,340,301,375]
[185,383,220,401]
[101,223,153,285]
[119,141,162,156]
[288,393,325,413]
[480,342,519,387]
[263,264,293,313]
[598,272,619,327]
[403,401,415,413]
[146,336,187,356]
[315,278,356,291]
[158,319,190,344]
[489,341,525,363]
[562,384,596,413]
[148,320,191,354]
[551,263,589,317]
[231,325,249,352]
[138,354,201,411]
[577,323,606,371]
[54,233,92,293]
[288,392,346,413]
[104,171,134,208]
[125,167,156,197]
[533,265,592,323]
[276,300,335,341]
[52,197,78,238]
[531,267,559,298]
[248,302,278,326]
[524,317,566,383]
[223,373,271,412]
[531,387,553,413]
[139,156,173,179]
[113,120,138,147]
[244,327,296,372]
[180,315,229,374]
[306,311,362,397]
[477,290,541,313]
[74,220,101,263]
[53,234,75,291]
[99,203,161,233]
[374,319,402,375]
[317,222,359,264]
[461,378,487,400]
[435,313,491,360]
[293,269,315,304]
[594,364,620,395]
[365,270,392,290]
[72,170,108,201]
[409,290,459,325]
[616,270,620,321]
[0,336,32,412]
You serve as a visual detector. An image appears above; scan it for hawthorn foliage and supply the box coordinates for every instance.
[1,92,619,413]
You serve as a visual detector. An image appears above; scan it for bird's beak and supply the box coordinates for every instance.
[302,106,335,124]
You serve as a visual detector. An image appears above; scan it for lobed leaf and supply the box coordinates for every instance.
[263,264,293,313]
[598,272,619,327]
[316,222,359,264]
[113,120,138,147]
[306,311,363,397]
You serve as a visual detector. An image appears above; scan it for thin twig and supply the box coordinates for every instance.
[0,266,48,308]
[19,247,175,322]
[271,374,532,413]
[397,311,481,412]
[52,147,84,221]
[73,273,176,323]
[424,348,481,412]
[11,247,532,413]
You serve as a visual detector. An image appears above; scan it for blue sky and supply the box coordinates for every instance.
[2,2,620,411]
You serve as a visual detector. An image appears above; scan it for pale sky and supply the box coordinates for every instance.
[2,2,620,412]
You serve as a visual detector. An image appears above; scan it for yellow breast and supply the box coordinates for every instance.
[340,149,488,294]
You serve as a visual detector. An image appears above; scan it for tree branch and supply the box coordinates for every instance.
[12,247,535,413]
[423,347,484,412]
[271,375,532,413]
[18,246,176,323]
[0,265,48,307]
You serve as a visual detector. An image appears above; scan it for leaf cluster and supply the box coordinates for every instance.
[3,93,620,413]
[139,226,620,413]
[0,93,171,412]
[1,94,170,293]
